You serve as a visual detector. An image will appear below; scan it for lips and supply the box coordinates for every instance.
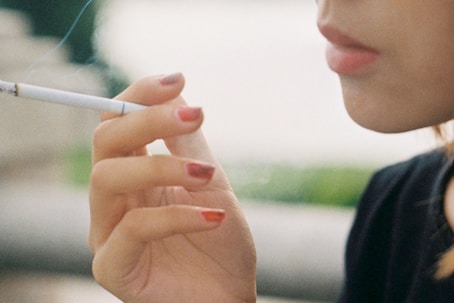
[318,24,379,75]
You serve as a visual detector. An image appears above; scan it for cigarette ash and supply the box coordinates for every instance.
[0,80,17,96]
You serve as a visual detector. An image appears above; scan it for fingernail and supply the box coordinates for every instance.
[177,107,202,122]
[201,209,226,223]
[159,72,182,86]
[185,162,215,179]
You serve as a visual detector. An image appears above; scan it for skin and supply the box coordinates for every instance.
[89,0,454,301]
[317,0,454,133]
[89,74,256,303]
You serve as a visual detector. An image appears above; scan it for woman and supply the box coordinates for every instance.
[89,0,454,302]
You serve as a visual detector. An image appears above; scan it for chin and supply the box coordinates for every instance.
[342,93,428,134]
[347,111,411,134]
[340,80,446,134]
[345,103,449,135]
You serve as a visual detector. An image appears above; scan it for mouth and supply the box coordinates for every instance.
[318,23,379,75]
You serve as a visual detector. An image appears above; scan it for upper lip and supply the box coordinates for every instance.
[317,23,376,51]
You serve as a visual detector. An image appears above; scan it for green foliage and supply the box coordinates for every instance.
[226,164,375,207]
[61,145,374,208]
[0,1,131,98]
[62,145,92,187]
[0,0,97,64]
[95,61,131,98]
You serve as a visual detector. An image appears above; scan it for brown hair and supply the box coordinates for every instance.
[433,123,454,154]
[434,122,454,279]
[436,247,454,279]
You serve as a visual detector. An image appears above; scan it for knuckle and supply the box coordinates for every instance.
[87,232,97,254]
[163,205,190,226]
[90,159,113,190]
[164,204,180,216]
[92,121,111,151]
[91,256,108,287]
[159,205,184,236]
[138,75,158,88]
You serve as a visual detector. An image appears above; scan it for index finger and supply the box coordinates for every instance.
[101,73,185,121]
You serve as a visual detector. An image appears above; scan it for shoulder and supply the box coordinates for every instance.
[340,149,454,302]
[365,149,449,201]
[349,148,453,252]
[348,148,452,252]
[375,149,446,180]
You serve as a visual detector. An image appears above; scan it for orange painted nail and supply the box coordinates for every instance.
[201,209,226,223]
[177,107,202,122]
[186,162,215,179]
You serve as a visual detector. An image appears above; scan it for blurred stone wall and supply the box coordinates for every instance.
[0,9,103,175]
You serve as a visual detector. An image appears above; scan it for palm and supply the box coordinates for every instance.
[93,164,256,303]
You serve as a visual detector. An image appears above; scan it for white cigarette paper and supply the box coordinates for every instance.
[0,80,146,114]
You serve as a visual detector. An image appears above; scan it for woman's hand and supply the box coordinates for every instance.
[88,73,257,303]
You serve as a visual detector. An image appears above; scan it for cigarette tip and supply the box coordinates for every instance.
[0,80,17,95]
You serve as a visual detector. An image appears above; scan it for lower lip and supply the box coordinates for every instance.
[325,43,379,75]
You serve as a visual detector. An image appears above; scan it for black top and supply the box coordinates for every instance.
[338,150,454,303]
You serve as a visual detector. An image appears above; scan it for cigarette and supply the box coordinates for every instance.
[0,79,147,114]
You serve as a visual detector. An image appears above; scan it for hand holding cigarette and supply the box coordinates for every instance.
[88,73,257,302]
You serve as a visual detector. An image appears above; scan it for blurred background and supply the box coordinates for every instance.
[0,0,438,302]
